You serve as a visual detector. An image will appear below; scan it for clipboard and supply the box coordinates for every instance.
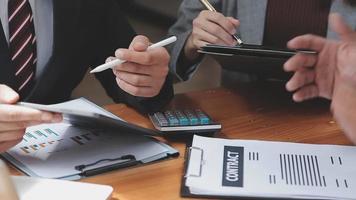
[180,135,356,200]
[3,99,180,180]
[3,134,179,180]
[199,44,316,80]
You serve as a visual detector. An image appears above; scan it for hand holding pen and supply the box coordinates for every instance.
[92,35,176,98]
[184,0,243,61]
[199,0,243,44]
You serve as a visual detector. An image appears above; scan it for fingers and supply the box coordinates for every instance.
[288,34,327,52]
[0,104,62,122]
[116,78,160,97]
[113,62,151,75]
[286,69,315,92]
[0,85,19,104]
[0,130,25,152]
[203,11,237,35]
[115,47,169,66]
[111,36,170,98]
[292,85,320,102]
[115,71,153,87]
[129,35,150,51]
[0,139,22,153]
[114,61,168,78]
[192,11,237,46]
[194,19,235,45]
[0,130,25,142]
[192,28,227,47]
[0,105,61,153]
[329,13,356,42]
[0,121,44,132]
[284,53,318,72]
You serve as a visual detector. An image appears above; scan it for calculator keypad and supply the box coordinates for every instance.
[184,110,199,125]
[175,111,189,126]
[196,109,210,125]
[153,112,169,127]
[164,111,180,126]
[154,110,212,127]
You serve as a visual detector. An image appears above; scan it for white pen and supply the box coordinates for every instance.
[90,36,177,73]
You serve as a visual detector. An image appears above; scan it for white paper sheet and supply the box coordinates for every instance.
[19,98,123,120]
[12,176,113,200]
[186,135,356,199]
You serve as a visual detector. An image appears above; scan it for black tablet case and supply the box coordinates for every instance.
[199,44,314,80]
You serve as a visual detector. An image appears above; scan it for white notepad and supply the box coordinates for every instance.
[12,176,113,200]
[184,135,356,199]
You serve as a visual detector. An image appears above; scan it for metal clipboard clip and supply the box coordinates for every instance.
[185,146,204,178]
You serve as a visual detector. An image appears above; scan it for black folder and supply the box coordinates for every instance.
[199,44,316,80]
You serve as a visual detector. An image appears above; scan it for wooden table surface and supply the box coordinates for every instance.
[8,81,353,200]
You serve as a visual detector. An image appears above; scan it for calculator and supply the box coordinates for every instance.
[149,109,222,133]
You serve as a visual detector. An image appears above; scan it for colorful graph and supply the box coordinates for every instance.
[20,140,64,154]
[23,128,59,141]
[19,127,100,154]
[20,128,62,154]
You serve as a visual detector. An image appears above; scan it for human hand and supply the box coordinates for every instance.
[283,14,356,143]
[110,35,170,98]
[284,13,356,102]
[329,43,356,144]
[184,10,239,61]
[0,85,62,152]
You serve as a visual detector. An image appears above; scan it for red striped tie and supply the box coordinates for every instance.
[8,0,37,98]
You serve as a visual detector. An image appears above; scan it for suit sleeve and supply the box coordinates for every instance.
[92,0,173,114]
[168,0,222,81]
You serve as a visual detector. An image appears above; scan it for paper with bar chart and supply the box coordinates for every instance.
[185,135,356,199]
[3,123,175,180]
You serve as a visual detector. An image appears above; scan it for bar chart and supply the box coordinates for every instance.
[17,124,103,155]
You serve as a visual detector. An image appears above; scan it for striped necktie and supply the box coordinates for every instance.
[8,0,37,98]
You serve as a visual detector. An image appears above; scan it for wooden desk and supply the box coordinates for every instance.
[9,82,353,200]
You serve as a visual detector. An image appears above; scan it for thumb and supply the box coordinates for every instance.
[330,13,356,42]
[0,85,19,104]
[129,35,150,52]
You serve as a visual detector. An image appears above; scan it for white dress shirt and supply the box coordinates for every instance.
[0,0,53,78]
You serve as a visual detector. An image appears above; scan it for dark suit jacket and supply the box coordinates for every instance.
[0,0,173,113]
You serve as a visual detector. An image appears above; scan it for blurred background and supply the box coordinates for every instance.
[72,0,222,105]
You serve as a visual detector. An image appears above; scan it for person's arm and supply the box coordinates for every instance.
[283,13,356,143]
[0,85,62,152]
[168,0,240,81]
[109,35,174,113]
[90,0,173,114]
[284,14,356,102]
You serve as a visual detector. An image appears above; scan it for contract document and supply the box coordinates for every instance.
[183,135,356,199]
